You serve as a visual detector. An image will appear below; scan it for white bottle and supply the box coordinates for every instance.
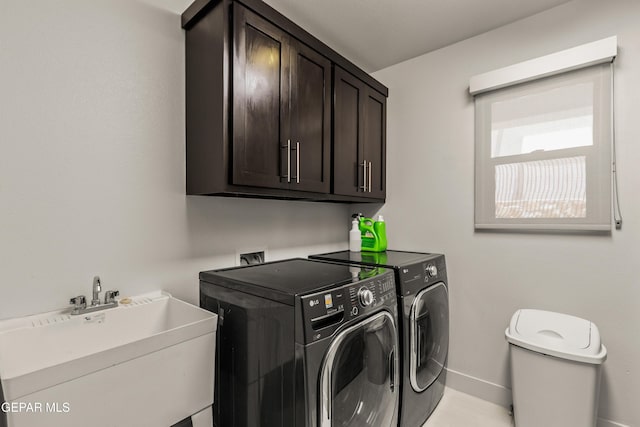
[349,219,361,252]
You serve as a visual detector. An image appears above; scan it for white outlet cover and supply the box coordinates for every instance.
[235,248,268,266]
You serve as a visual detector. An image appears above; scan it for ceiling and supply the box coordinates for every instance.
[165,0,573,72]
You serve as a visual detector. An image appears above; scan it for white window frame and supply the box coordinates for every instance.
[471,37,616,232]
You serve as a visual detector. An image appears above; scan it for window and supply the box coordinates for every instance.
[472,40,615,231]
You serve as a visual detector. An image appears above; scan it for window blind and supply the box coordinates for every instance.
[474,63,612,231]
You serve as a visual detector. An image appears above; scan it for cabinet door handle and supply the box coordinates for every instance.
[360,160,368,192]
[281,139,291,183]
[368,161,372,193]
[296,142,300,184]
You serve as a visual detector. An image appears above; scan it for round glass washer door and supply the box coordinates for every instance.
[409,282,449,392]
[319,310,399,427]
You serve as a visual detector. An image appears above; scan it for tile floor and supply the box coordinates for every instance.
[422,388,514,427]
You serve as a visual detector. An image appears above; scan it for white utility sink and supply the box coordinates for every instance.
[0,291,217,427]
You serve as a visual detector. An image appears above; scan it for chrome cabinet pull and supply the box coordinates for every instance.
[281,139,291,183]
[360,160,368,192]
[286,141,300,184]
[368,161,372,192]
[296,142,300,184]
[287,139,291,183]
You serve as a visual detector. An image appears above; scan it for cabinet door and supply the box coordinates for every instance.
[333,67,386,199]
[289,40,331,193]
[333,66,365,197]
[362,88,386,199]
[233,5,290,189]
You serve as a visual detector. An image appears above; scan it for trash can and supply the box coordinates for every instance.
[505,309,607,427]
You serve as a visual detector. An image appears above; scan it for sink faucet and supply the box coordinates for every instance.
[70,275,119,315]
[92,276,101,306]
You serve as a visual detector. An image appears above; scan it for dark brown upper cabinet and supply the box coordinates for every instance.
[289,39,332,193]
[233,5,331,193]
[334,66,386,200]
[182,0,387,202]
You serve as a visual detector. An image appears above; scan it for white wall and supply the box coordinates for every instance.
[0,0,349,320]
[373,0,640,425]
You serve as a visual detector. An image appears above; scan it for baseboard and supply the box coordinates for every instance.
[597,418,631,427]
[445,368,630,427]
[445,367,512,407]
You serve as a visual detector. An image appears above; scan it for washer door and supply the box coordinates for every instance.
[410,282,449,392]
[319,311,398,427]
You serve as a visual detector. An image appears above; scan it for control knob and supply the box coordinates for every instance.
[426,264,438,277]
[358,287,374,307]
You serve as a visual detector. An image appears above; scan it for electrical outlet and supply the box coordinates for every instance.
[239,251,265,266]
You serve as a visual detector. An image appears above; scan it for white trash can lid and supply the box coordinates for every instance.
[505,309,607,364]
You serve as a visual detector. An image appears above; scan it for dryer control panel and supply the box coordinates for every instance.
[301,269,396,342]
[398,254,447,296]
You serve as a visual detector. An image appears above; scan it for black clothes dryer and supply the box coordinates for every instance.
[310,251,449,427]
[200,258,400,427]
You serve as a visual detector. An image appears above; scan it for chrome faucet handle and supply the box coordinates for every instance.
[92,276,102,306]
[104,290,120,305]
[70,295,87,312]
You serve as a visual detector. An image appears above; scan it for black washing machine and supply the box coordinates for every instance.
[310,250,449,427]
[200,258,400,427]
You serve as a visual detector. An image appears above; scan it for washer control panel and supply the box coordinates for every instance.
[302,270,396,342]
